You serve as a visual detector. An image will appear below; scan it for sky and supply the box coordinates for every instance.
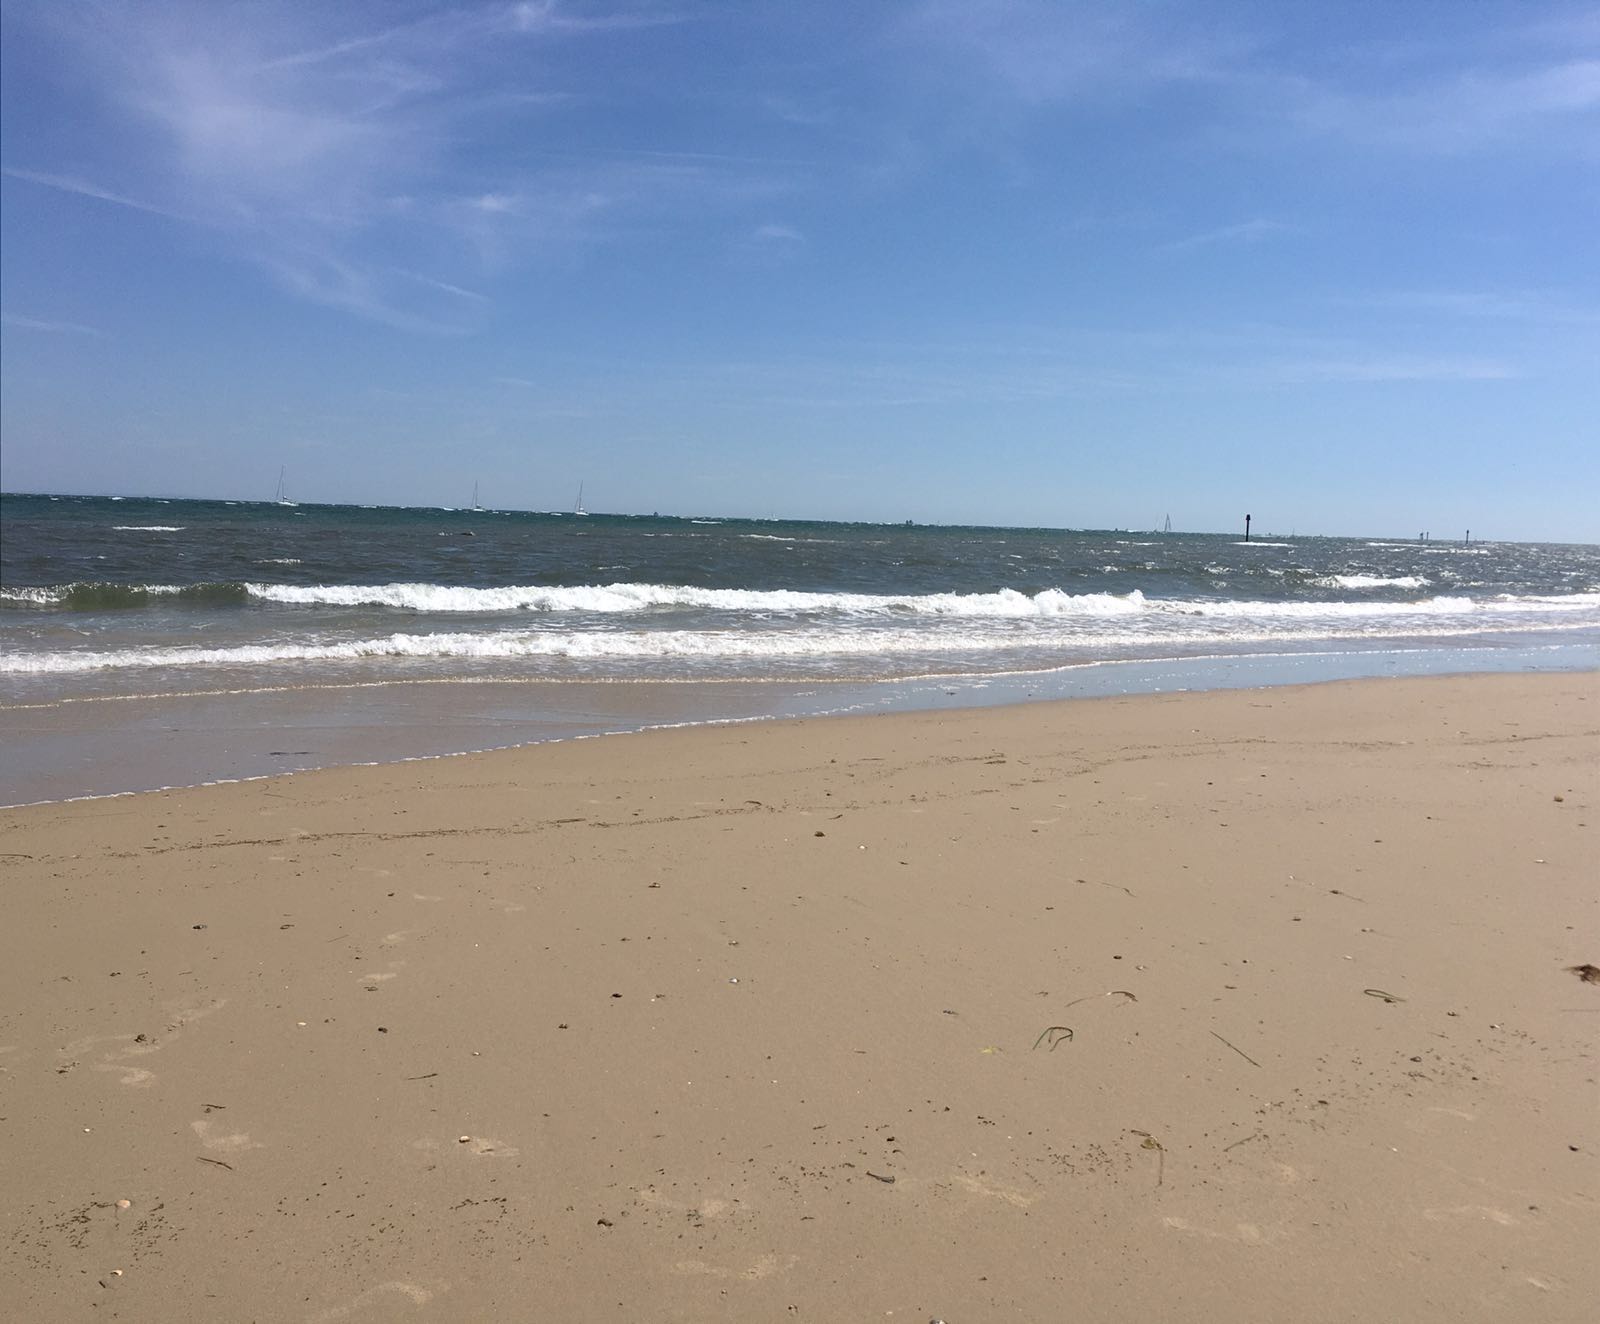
[1,0,1597,540]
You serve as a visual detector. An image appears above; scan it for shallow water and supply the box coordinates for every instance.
[3,493,1595,803]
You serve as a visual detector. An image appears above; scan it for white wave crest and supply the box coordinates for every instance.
[237,580,1600,622]
[245,581,1154,618]
[112,525,185,532]
[0,584,191,605]
[1314,574,1431,590]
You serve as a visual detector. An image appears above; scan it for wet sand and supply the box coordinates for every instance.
[1,672,1596,1321]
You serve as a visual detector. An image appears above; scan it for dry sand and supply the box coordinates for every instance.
[1,672,1596,1322]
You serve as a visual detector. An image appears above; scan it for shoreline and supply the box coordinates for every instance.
[1,671,1596,1321]
[2,637,1593,808]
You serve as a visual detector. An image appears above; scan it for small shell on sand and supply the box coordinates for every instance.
[458,1135,471,1144]
[115,1199,131,1209]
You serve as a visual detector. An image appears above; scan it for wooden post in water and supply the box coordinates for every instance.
[1244,513,1252,542]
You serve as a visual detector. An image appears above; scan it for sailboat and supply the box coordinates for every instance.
[1163,513,1172,534]
[470,481,484,513]
[573,482,588,517]
[274,467,297,508]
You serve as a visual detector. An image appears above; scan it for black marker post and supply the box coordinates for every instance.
[1244,513,1252,543]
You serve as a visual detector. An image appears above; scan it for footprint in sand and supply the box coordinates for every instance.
[65,998,228,1087]
[1162,1215,1282,1245]
[950,1173,1037,1208]
[94,1063,157,1088]
[672,1253,797,1281]
[304,1281,438,1322]
[1422,1205,1517,1226]
[191,1117,263,1156]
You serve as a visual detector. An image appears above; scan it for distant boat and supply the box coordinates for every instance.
[574,482,587,517]
[1163,514,1172,533]
[274,467,297,508]
[470,481,484,513]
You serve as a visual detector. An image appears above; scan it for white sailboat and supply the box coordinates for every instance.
[471,481,484,513]
[274,467,297,508]
[573,482,587,517]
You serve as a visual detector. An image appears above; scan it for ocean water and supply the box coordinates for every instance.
[5,494,1599,697]
[2,493,1596,802]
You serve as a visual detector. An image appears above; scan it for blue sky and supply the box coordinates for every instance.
[2,1,1597,539]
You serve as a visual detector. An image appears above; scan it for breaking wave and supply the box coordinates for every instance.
[1313,574,1431,590]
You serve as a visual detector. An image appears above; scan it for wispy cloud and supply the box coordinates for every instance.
[1158,218,1295,254]
[728,221,808,269]
[752,223,805,244]
[896,0,1600,163]
[509,2,689,36]
[1289,58,1600,155]
[7,1,728,330]
[1,312,105,336]
[1344,290,1600,325]
[1269,355,1519,384]
[2,168,199,224]
[901,0,1248,106]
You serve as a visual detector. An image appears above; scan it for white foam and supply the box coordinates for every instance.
[112,525,185,532]
[7,592,1596,676]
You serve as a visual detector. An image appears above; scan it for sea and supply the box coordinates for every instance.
[3,492,1597,805]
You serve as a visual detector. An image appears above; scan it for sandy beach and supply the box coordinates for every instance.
[1,672,1596,1322]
